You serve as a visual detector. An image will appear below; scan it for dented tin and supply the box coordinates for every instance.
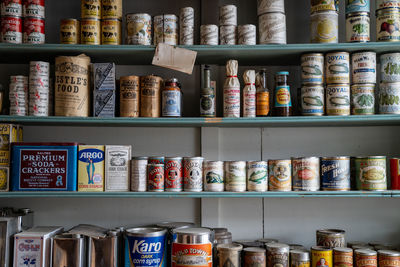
[310,11,338,43]
[60,18,80,44]
[326,84,351,116]
[183,157,204,192]
[351,51,376,84]
[325,52,350,84]
[125,13,152,45]
[301,53,324,85]
[351,84,375,115]
[321,157,351,191]
[346,12,370,42]
[247,161,268,192]
[268,159,291,191]
[165,157,183,192]
[292,157,320,191]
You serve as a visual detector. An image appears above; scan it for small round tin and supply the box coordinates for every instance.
[268,159,291,191]
[130,156,148,192]
[378,250,400,267]
[183,157,204,192]
[219,25,237,45]
[354,249,377,267]
[376,9,400,42]
[292,157,320,191]
[165,157,183,192]
[326,84,351,116]
[244,247,267,267]
[259,12,286,44]
[325,52,350,84]
[346,0,370,13]
[147,163,164,192]
[333,247,353,267]
[346,12,370,42]
[1,16,22,44]
[291,249,310,267]
[311,246,333,267]
[125,13,152,45]
[238,24,256,45]
[101,18,121,45]
[379,82,400,114]
[301,85,325,116]
[381,53,400,82]
[60,18,80,44]
[80,18,100,45]
[377,0,400,9]
[321,157,351,191]
[310,11,338,43]
[219,4,237,26]
[81,0,101,19]
[317,229,345,248]
[247,161,268,192]
[351,84,375,115]
[203,161,224,192]
[351,51,376,84]
[225,161,247,192]
[355,156,387,191]
[101,0,122,19]
[301,53,324,85]
[200,24,218,45]
[154,14,178,46]
[266,243,290,267]
[257,0,285,15]
[1,0,22,17]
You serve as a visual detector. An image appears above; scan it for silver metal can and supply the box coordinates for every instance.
[259,12,286,44]
[238,24,256,45]
[351,84,375,115]
[376,9,400,42]
[200,24,218,45]
[154,14,178,46]
[290,250,310,267]
[310,11,339,43]
[125,13,152,45]
[381,53,400,82]
[321,157,351,191]
[292,157,320,191]
[220,25,237,45]
[266,243,290,267]
[257,0,285,15]
[225,161,246,192]
[219,4,237,26]
[346,12,370,42]
[203,161,224,192]
[179,7,194,45]
[326,84,351,116]
[130,157,148,192]
[183,157,204,192]
[379,82,400,114]
[378,250,400,267]
[301,53,324,85]
[325,52,350,84]
[317,229,346,248]
[247,161,268,192]
[351,51,376,84]
[301,85,325,116]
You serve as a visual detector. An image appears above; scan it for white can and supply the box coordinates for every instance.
[219,4,237,26]
[225,161,246,192]
[203,161,224,192]
[345,12,370,42]
[125,13,152,45]
[154,14,178,46]
[200,24,218,45]
[301,85,325,116]
[379,82,400,114]
[105,145,131,192]
[180,7,194,45]
[325,52,350,84]
[301,53,324,85]
[183,157,204,192]
[10,75,28,84]
[180,26,194,45]
[29,61,50,76]
[247,161,268,192]
[257,0,285,15]
[326,84,351,116]
[238,24,256,45]
[377,0,400,9]
[258,12,286,44]
[130,157,148,192]
[381,53,400,82]
[219,25,236,45]
[310,11,338,43]
[351,51,376,84]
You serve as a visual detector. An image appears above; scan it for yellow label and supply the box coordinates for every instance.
[0,167,8,191]
[312,250,333,267]
[0,151,9,166]
[78,145,105,192]
[0,124,19,150]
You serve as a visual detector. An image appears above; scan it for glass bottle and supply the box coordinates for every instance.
[200,65,216,117]
[273,71,292,116]
[256,69,270,116]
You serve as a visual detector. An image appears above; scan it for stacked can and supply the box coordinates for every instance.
[180,7,194,45]
[1,0,23,43]
[154,14,178,46]
[376,0,400,42]
[257,0,286,44]
[219,4,237,45]
[9,75,28,115]
[310,0,339,43]
[23,0,45,44]
[125,13,152,45]
[28,61,49,116]
[80,0,101,45]
[379,53,400,114]
[345,0,370,42]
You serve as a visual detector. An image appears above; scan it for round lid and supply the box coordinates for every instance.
[213,227,228,234]
[258,238,279,244]
[378,250,400,257]
[155,222,195,230]
[125,227,167,237]
[217,243,243,252]
[291,250,310,261]
[235,240,264,248]
[215,232,232,239]
[174,227,211,235]
[353,245,374,250]
[290,244,305,250]
[355,249,377,256]
[312,246,333,251]
[243,247,266,253]
[333,247,353,253]
[266,243,290,251]
[276,71,289,75]
[132,156,148,160]
[317,229,345,236]
[174,227,213,244]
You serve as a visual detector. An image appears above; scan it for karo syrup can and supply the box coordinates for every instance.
[78,145,105,192]
[165,157,183,192]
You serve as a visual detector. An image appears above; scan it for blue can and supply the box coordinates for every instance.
[346,0,370,14]
[321,157,351,191]
[124,227,167,267]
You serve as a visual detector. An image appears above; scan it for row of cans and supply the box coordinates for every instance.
[81,0,122,20]
[200,24,257,45]
[28,61,50,117]
[1,0,44,18]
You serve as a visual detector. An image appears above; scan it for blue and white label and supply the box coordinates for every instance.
[78,148,104,163]
[346,0,370,14]
[162,90,181,117]
[125,234,166,267]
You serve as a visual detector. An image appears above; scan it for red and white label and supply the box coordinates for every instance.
[23,17,45,43]
[1,16,22,43]
[14,236,43,267]
[23,0,45,18]
[1,0,22,16]
[172,243,212,267]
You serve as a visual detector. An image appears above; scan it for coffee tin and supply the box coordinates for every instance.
[266,243,290,267]
[351,51,376,84]
[81,18,100,45]
[244,247,267,267]
[311,0,339,13]
[1,0,22,16]
[148,164,164,192]
[346,0,370,13]
[321,157,351,191]
[247,161,268,192]
[154,14,178,46]
[301,53,324,85]
[390,158,400,190]
[351,84,375,115]
[183,157,204,192]
[101,0,122,19]
[130,157,148,192]
[125,13,152,45]
[354,249,377,267]
[378,250,400,267]
[311,246,333,267]
[292,157,320,191]
[140,75,162,117]
[165,157,183,192]
[120,75,140,117]
[268,159,291,191]
[291,250,310,267]
[257,0,285,15]
[23,16,44,44]
[1,16,22,43]
[379,82,400,114]
[101,18,121,45]
[326,84,351,116]
[60,18,80,44]
[346,12,370,42]
[301,85,325,116]
[355,156,387,191]
[259,12,286,44]
[81,0,101,19]
[310,11,338,43]
[333,247,353,267]
[377,0,400,9]
[376,9,400,42]
[381,53,400,82]
[225,161,246,192]
[219,4,237,26]
[238,24,256,45]
[317,229,345,248]
[200,24,218,45]
[325,52,350,84]
[203,161,224,192]
[220,25,237,45]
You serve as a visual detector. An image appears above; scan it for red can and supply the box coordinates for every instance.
[1,0,22,16]
[1,16,22,43]
[165,157,183,192]
[22,0,44,18]
[23,17,44,43]
[390,158,400,190]
[147,164,164,192]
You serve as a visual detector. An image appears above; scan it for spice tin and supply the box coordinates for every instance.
[225,161,246,192]
[119,75,139,117]
[351,52,376,84]
[23,0,44,18]
[101,0,122,19]
[312,246,333,267]
[244,247,267,267]
[101,18,121,45]
[259,12,287,44]
[162,78,182,117]
[257,0,285,15]
[125,13,152,45]
[301,53,324,85]
[334,247,353,267]
[218,243,243,267]
[268,159,291,191]
[378,250,400,267]
[140,75,162,117]
[310,11,338,43]
[326,84,351,116]
[78,145,104,192]
[317,229,345,248]
[321,157,351,191]
[165,157,183,192]
[220,25,237,45]
[381,53,400,82]
[346,0,370,14]
[154,14,178,46]
[238,24,256,45]
[266,243,290,267]
[355,249,377,267]
[203,160,224,192]
[377,0,400,9]
[346,12,370,42]
[247,161,268,192]
[105,145,131,192]
[149,157,165,165]
[81,0,101,19]
[292,157,320,191]
[60,18,80,44]
[351,84,375,115]
[301,85,325,116]
[291,250,310,267]
[0,167,9,191]
[1,0,22,16]
[311,0,339,13]
[81,18,100,45]
[130,157,148,192]
[325,52,350,84]
[376,9,400,42]
[390,158,400,190]
[1,16,22,43]
[148,164,164,192]
[183,157,203,192]
[200,24,218,45]
[355,156,387,191]
[124,227,167,267]
[219,4,237,26]
[379,82,400,114]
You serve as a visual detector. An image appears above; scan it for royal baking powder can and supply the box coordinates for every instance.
[259,12,286,44]
[60,18,80,44]
[316,229,346,248]
[1,0,22,17]
[346,12,370,42]
[165,157,183,192]
[326,84,351,116]
[379,82,400,114]
[200,24,218,45]
[203,161,224,192]
[321,157,351,191]
[149,157,165,165]
[310,11,338,43]
[23,16,45,44]
[130,157,148,192]
[351,51,376,84]
[390,158,400,190]
[301,53,324,85]
[238,24,256,45]
[312,246,333,267]
[225,161,246,192]
[1,16,22,43]
[219,4,237,26]
[148,163,164,192]
[247,161,268,192]
[301,85,325,116]
[292,157,320,191]
[268,159,291,192]
[333,247,353,267]
[125,13,152,45]
[183,157,204,192]
[325,52,350,84]
[351,84,375,115]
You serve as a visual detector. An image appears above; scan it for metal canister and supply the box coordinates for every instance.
[266,243,290,267]
[225,161,246,192]
[301,53,324,85]
[23,17,45,44]
[355,249,377,267]
[23,0,44,18]
[346,0,370,13]
[183,157,204,192]
[390,158,400,190]
[147,163,164,192]
[317,229,345,248]
[219,4,237,26]
[379,82,400,114]
[165,157,183,192]
[154,14,178,46]
[291,250,310,267]
[1,0,22,16]
[140,75,162,117]
[325,52,350,84]
[200,24,218,45]
[218,243,243,267]
[125,13,152,45]
[101,18,121,45]
[52,234,86,267]
[321,157,351,191]
[119,75,139,117]
[81,18,100,45]
[220,25,237,45]
[381,53,400,82]
[351,51,376,84]
[149,157,165,165]
[1,16,22,43]
[60,18,80,44]
[376,9,400,42]
[355,156,387,191]
[378,250,400,267]
[244,247,267,267]
[268,159,291,191]
[377,0,400,9]
[326,84,351,116]
[238,24,256,45]
[259,12,286,44]
[292,157,320,191]
[346,12,370,42]
[162,78,182,117]
[301,85,325,116]
[203,161,224,192]
[101,0,122,19]
[351,84,375,115]
[334,247,353,267]
[247,161,268,192]
[310,11,338,43]
[130,157,148,192]
[257,0,285,15]
[312,246,333,267]
[179,7,194,45]
[81,0,101,19]
[311,0,339,13]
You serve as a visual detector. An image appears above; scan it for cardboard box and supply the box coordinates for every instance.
[78,145,105,192]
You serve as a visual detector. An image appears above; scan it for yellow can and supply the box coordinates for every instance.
[78,145,105,192]
[0,167,9,191]
[101,19,121,45]
[0,124,19,166]
[60,18,80,44]
[81,18,100,45]
[312,246,333,267]
[101,0,122,19]
[81,0,101,19]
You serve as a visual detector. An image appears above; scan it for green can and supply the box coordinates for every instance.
[351,84,375,115]
[355,156,387,191]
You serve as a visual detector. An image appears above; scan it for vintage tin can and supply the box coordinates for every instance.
[105,145,131,192]
[149,157,165,165]
[346,12,370,42]
[312,246,333,267]
[140,75,162,117]
[244,247,267,267]
[101,18,121,45]
[200,24,218,45]
[377,0,400,8]
[259,12,286,44]
[225,161,246,192]
[130,157,148,192]
[321,157,351,191]
[257,0,285,15]
[353,245,375,250]
[23,16,44,44]
[203,160,224,192]
[179,7,194,45]
[238,24,256,45]
[376,9,400,42]
[148,163,164,192]
[125,13,152,45]
[346,0,370,13]
[355,249,377,267]
[351,51,376,84]
[301,85,325,116]
[301,53,324,85]
[101,0,122,19]
[311,0,339,13]
[379,82,400,114]
[355,156,387,191]
[351,84,375,115]
[0,167,9,191]
[292,157,320,191]
[268,159,291,191]
[162,78,182,117]
[154,14,178,46]
[310,11,338,43]
[220,25,237,45]
[325,52,350,84]
[326,84,351,116]
[120,75,139,117]
[60,18,80,44]
[317,229,345,248]
[165,157,183,192]
[180,26,194,46]
[1,0,22,16]
[183,157,204,192]
[78,145,104,192]
[1,16,22,43]
[81,0,101,19]
[81,18,100,45]
[381,53,400,82]
[247,161,268,192]
[390,158,400,190]
[220,4,237,26]
[23,0,44,18]
[333,247,353,267]
[218,243,243,267]
[378,250,400,267]
[266,243,290,267]
[291,250,310,267]
[124,227,167,267]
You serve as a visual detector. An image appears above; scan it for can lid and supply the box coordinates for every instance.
[317,229,346,236]
[333,247,353,253]
[125,227,167,237]
[290,249,310,261]
[165,157,183,161]
[378,250,400,256]
[217,243,243,251]
[213,227,228,234]
[311,246,333,251]
[155,222,195,230]
[243,247,266,253]
[257,238,279,243]
[276,71,289,75]
[132,156,149,160]
[355,249,377,256]
[352,245,375,250]
[265,243,290,251]
[149,156,165,159]
[348,241,367,248]
[234,240,264,248]
[289,244,305,250]
[174,227,211,235]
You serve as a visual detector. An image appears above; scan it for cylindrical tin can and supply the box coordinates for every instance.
[390,158,400,190]
[179,7,194,45]
[268,159,291,191]
[257,0,285,15]
[291,250,310,267]
[353,245,375,250]
[1,16,22,43]
[120,75,140,117]
[346,12,370,42]
[101,0,122,19]
[162,78,182,117]
[346,0,370,13]
[219,4,237,26]
[377,0,400,9]
[376,9,400,42]
[379,82,400,114]
[301,85,325,116]
[149,157,165,165]
[348,241,367,248]
[140,75,162,117]
[218,243,243,267]
[101,18,121,45]
[23,16,45,44]
[238,24,256,45]
[81,0,101,19]
[321,157,351,191]
[183,157,204,192]
[266,243,290,267]
[301,53,324,85]
[310,11,338,43]
[147,163,164,192]
[378,250,400,267]
[244,247,267,267]
[29,60,49,76]
[247,161,268,192]
[351,51,376,84]
[317,229,345,248]
[381,53,400,82]
[165,157,183,192]
[351,84,375,115]
[325,52,350,84]
[258,238,279,244]
[200,24,218,45]
[311,0,339,13]
[1,0,22,17]
[326,84,351,116]
[81,18,100,45]
[125,13,152,45]
[355,249,377,267]
[219,25,237,45]
[130,157,148,192]
[23,0,44,18]
[180,26,194,46]
[203,161,224,192]
[292,157,320,191]
[259,12,286,44]
[355,156,387,191]
[225,161,246,192]
[154,14,178,46]
[333,247,353,267]
[312,246,333,267]
[60,18,80,44]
